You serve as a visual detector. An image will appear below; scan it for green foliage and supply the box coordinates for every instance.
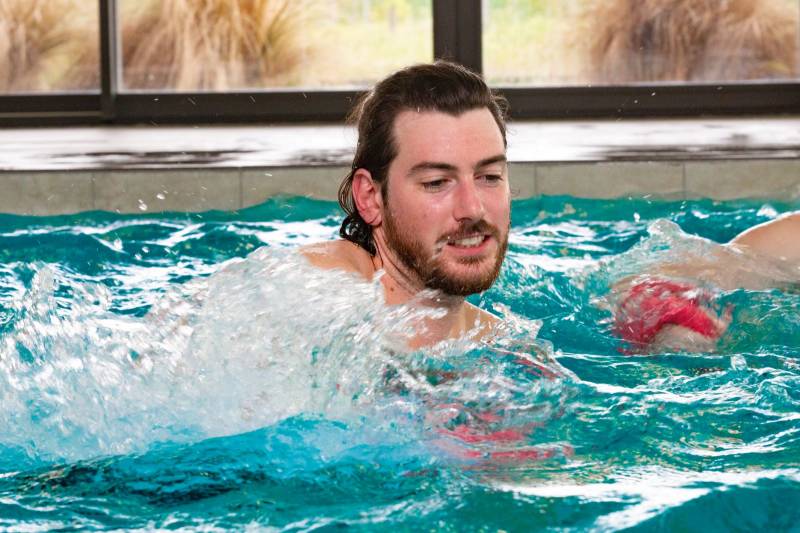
[487,0,550,16]
[328,0,429,23]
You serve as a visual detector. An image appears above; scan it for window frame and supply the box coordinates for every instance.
[0,0,797,126]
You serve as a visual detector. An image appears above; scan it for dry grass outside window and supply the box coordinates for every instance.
[581,0,800,83]
[1,0,797,92]
[0,0,98,92]
[121,0,308,90]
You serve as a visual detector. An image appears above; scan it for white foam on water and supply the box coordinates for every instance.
[0,247,570,464]
[497,466,800,531]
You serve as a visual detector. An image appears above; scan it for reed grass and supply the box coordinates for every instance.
[0,0,307,92]
[0,0,97,92]
[2,0,797,92]
[581,0,799,83]
[121,0,307,90]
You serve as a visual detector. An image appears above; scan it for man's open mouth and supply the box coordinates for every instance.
[446,234,489,249]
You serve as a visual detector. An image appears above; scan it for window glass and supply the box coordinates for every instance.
[120,0,433,91]
[483,0,800,86]
[0,0,99,93]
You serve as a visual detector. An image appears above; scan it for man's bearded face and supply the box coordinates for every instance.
[382,206,508,296]
[372,108,511,297]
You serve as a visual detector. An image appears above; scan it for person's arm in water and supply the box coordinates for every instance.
[613,212,799,352]
[729,212,800,264]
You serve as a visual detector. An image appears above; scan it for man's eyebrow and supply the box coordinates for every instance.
[407,155,507,176]
[475,154,508,168]
[407,161,458,175]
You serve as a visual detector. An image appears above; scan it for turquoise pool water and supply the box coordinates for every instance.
[0,196,798,531]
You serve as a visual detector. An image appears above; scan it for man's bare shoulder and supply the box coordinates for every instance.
[466,303,502,337]
[300,240,376,280]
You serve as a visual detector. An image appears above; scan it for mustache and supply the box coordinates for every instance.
[439,220,501,243]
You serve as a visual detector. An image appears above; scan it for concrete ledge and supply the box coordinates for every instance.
[242,167,348,208]
[2,117,798,214]
[0,172,94,216]
[94,169,241,213]
[685,160,800,200]
[0,159,797,215]
[535,161,684,199]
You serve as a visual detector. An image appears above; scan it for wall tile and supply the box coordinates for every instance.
[536,162,684,199]
[241,166,348,206]
[93,169,241,213]
[509,163,537,199]
[0,172,93,215]
[685,160,800,200]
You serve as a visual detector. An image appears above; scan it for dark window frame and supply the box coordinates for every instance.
[0,0,798,126]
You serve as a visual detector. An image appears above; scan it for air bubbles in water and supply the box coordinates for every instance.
[757,205,778,218]
[730,354,748,371]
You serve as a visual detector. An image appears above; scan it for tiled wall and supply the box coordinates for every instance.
[1,159,798,215]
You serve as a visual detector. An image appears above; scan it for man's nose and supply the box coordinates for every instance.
[453,180,485,221]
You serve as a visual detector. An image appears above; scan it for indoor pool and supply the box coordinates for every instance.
[0,195,798,531]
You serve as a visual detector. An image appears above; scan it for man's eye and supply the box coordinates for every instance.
[479,174,503,184]
[422,179,447,190]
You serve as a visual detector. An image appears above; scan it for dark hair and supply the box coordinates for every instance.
[338,61,509,255]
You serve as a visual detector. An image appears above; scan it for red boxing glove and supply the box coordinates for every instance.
[614,279,722,346]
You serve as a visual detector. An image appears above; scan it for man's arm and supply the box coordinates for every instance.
[610,212,800,352]
[730,212,800,263]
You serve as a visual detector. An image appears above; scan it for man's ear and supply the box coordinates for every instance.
[352,169,383,226]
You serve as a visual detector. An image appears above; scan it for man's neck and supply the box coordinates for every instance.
[371,240,473,347]
[300,238,493,347]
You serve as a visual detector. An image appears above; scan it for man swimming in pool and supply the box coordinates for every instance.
[614,211,800,352]
[302,61,511,347]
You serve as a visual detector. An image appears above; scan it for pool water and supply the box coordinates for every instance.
[0,196,798,531]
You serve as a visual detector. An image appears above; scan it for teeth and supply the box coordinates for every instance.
[449,235,484,247]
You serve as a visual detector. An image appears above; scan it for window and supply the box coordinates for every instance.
[0,0,798,124]
[483,0,800,87]
[0,0,99,94]
[119,0,433,91]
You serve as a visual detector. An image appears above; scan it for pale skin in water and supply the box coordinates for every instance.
[623,211,800,351]
[302,108,511,348]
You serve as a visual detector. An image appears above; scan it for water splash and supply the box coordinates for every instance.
[0,247,571,466]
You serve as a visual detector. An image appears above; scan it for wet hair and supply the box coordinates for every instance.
[337,61,509,255]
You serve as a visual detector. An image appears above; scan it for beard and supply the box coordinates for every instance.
[382,209,508,297]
